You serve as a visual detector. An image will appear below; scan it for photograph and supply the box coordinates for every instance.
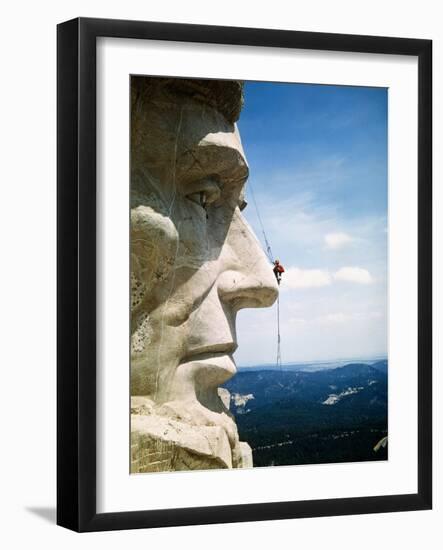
[130,75,388,474]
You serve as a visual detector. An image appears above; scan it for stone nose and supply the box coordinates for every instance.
[217,216,279,311]
[217,267,278,310]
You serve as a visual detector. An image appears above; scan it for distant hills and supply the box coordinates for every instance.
[371,359,388,374]
[223,360,388,467]
[238,357,388,373]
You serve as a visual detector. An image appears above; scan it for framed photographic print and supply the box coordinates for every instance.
[57,17,432,532]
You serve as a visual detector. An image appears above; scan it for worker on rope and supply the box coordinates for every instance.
[273,259,285,285]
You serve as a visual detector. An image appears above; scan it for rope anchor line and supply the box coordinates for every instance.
[248,181,282,371]
[248,181,274,264]
[276,295,282,371]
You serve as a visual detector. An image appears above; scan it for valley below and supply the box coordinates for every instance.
[223,360,388,467]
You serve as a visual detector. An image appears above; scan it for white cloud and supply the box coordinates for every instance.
[287,317,308,326]
[283,267,332,289]
[283,310,384,332]
[317,312,349,324]
[281,265,374,289]
[325,231,353,249]
[315,311,381,325]
[333,266,373,284]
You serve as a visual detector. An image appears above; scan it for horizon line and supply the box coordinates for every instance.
[237,354,388,368]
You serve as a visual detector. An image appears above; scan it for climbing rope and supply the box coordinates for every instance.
[248,181,274,264]
[247,181,282,371]
[276,295,282,371]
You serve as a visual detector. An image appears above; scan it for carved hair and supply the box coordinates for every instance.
[131,75,244,123]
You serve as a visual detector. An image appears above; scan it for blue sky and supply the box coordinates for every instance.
[234,81,388,366]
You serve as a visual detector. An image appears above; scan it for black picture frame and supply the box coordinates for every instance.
[57,17,432,532]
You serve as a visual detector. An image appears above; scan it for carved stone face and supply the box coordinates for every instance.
[130,80,278,442]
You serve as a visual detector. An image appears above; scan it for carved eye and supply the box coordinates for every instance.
[187,191,209,209]
[185,180,221,210]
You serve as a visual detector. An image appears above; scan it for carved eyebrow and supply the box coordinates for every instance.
[176,144,249,188]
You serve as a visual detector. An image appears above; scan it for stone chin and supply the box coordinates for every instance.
[131,352,248,471]
[131,337,245,471]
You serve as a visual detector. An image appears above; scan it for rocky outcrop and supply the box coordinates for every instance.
[131,394,252,472]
